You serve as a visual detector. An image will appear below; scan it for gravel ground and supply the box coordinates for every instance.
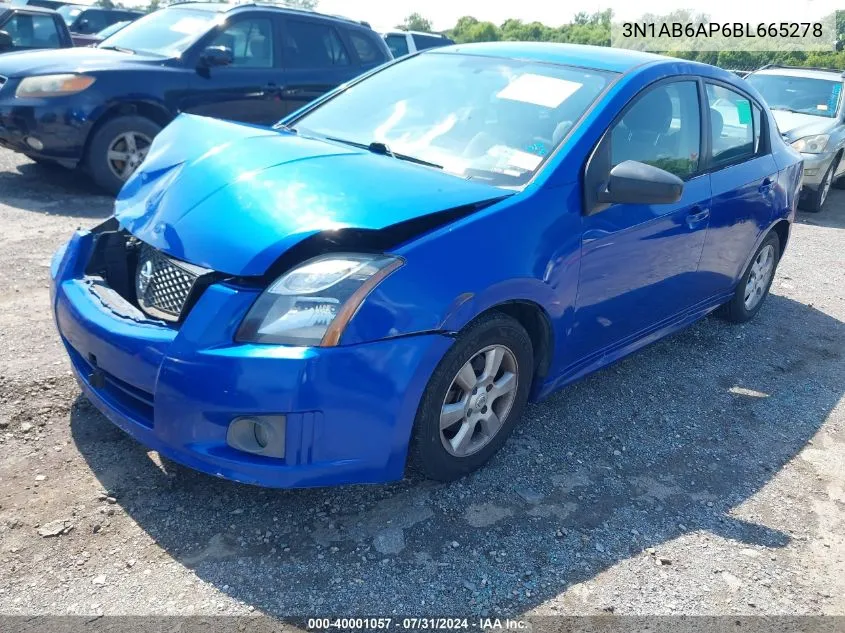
[0,148,843,622]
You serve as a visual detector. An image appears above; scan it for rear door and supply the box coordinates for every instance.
[278,16,357,115]
[184,12,288,125]
[696,82,779,299]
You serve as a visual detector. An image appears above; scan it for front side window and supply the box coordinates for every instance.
[283,20,349,68]
[3,13,61,48]
[97,8,218,57]
[75,10,107,34]
[707,84,756,165]
[384,33,408,57]
[610,81,701,179]
[56,5,82,26]
[209,18,274,68]
[746,73,842,119]
[293,52,614,187]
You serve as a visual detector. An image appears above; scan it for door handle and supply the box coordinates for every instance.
[759,176,774,193]
[686,207,710,227]
[280,87,304,97]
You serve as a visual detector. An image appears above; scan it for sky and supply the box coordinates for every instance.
[312,0,841,32]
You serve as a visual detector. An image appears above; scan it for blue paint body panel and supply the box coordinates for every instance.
[51,45,803,488]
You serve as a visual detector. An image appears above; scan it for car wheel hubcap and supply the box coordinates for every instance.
[107,131,152,181]
[439,344,518,458]
[743,244,775,311]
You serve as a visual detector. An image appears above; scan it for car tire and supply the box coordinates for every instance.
[408,312,533,481]
[87,115,161,195]
[717,231,781,324]
[800,158,837,212]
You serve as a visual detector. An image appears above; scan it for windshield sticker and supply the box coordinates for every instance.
[170,17,210,35]
[736,100,751,125]
[817,104,829,111]
[497,74,583,109]
[829,84,841,112]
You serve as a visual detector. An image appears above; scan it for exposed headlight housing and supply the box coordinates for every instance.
[15,74,96,98]
[237,253,403,347]
[791,134,830,154]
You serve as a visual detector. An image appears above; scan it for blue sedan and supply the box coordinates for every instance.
[50,43,803,488]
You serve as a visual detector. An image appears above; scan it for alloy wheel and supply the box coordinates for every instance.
[107,131,153,181]
[439,344,518,457]
[820,166,833,207]
[743,244,775,311]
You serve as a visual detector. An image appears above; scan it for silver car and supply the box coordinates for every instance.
[746,65,845,212]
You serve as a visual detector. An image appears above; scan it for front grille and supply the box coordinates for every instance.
[136,244,209,322]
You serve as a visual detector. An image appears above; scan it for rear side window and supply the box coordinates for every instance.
[610,81,701,179]
[707,84,759,165]
[76,10,107,33]
[210,18,275,68]
[284,19,350,68]
[3,12,62,48]
[411,33,446,50]
[384,33,408,57]
[347,30,386,64]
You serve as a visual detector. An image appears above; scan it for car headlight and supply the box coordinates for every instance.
[15,74,96,98]
[791,134,830,154]
[237,253,403,346]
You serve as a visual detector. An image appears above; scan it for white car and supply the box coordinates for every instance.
[379,29,454,57]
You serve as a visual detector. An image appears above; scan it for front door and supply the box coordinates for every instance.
[185,14,287,126]
[569,79,712,365]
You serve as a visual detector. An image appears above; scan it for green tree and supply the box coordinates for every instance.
[399,13,432,32]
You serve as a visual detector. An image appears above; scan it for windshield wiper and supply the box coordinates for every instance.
[322,136,442,169]
[769,106,805,114]
[98,45,135,54]
[274,123,297,134]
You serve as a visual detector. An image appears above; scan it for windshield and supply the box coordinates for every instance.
[747,74,842,119]
[57,5,82,26]
[95,20,129,39]
[98,8,218,56]
[293,52,615,187]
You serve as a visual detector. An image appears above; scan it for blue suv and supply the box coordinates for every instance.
[0,2,391,192]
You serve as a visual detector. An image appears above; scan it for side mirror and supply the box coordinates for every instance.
[0,30,12,52]
[199,45,233,68]
[596,160,684,206]
[76,18,90,33]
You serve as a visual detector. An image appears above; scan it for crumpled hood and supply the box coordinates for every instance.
[115,114,507,276]
[771,110,836,141]
[0,47,163,78]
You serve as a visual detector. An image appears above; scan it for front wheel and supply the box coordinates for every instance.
[800,158,837,212]
[408,313,533,481]
[718,232,780,323]
[87,115,161,195]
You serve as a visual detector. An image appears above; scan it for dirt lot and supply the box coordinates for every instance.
[0,148,843,622]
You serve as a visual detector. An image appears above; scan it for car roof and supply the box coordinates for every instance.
[167,1,370,27]
[751,67,844,81]
[0,2,58,14]
[434,42,670,73]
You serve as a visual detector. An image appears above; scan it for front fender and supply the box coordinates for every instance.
[340,185,582,361]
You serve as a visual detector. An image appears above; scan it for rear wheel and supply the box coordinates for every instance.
[408,313,533,481]
[717,231,780,323]
[87,115,160,195]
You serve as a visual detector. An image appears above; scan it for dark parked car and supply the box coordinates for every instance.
[56,4,140,36]
[0,2,392,193]
[0,2,72,53]
[70,18,127,46]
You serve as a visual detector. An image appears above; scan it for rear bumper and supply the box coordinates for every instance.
[51,229,453,488]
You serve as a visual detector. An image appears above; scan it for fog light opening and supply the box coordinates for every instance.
[226,415,286,458]
[25,136,44,151]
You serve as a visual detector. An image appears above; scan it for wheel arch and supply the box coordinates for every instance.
[469,300,554,400]
[82,100,174,167]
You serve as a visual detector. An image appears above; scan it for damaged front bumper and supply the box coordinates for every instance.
[50,228,453,488]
